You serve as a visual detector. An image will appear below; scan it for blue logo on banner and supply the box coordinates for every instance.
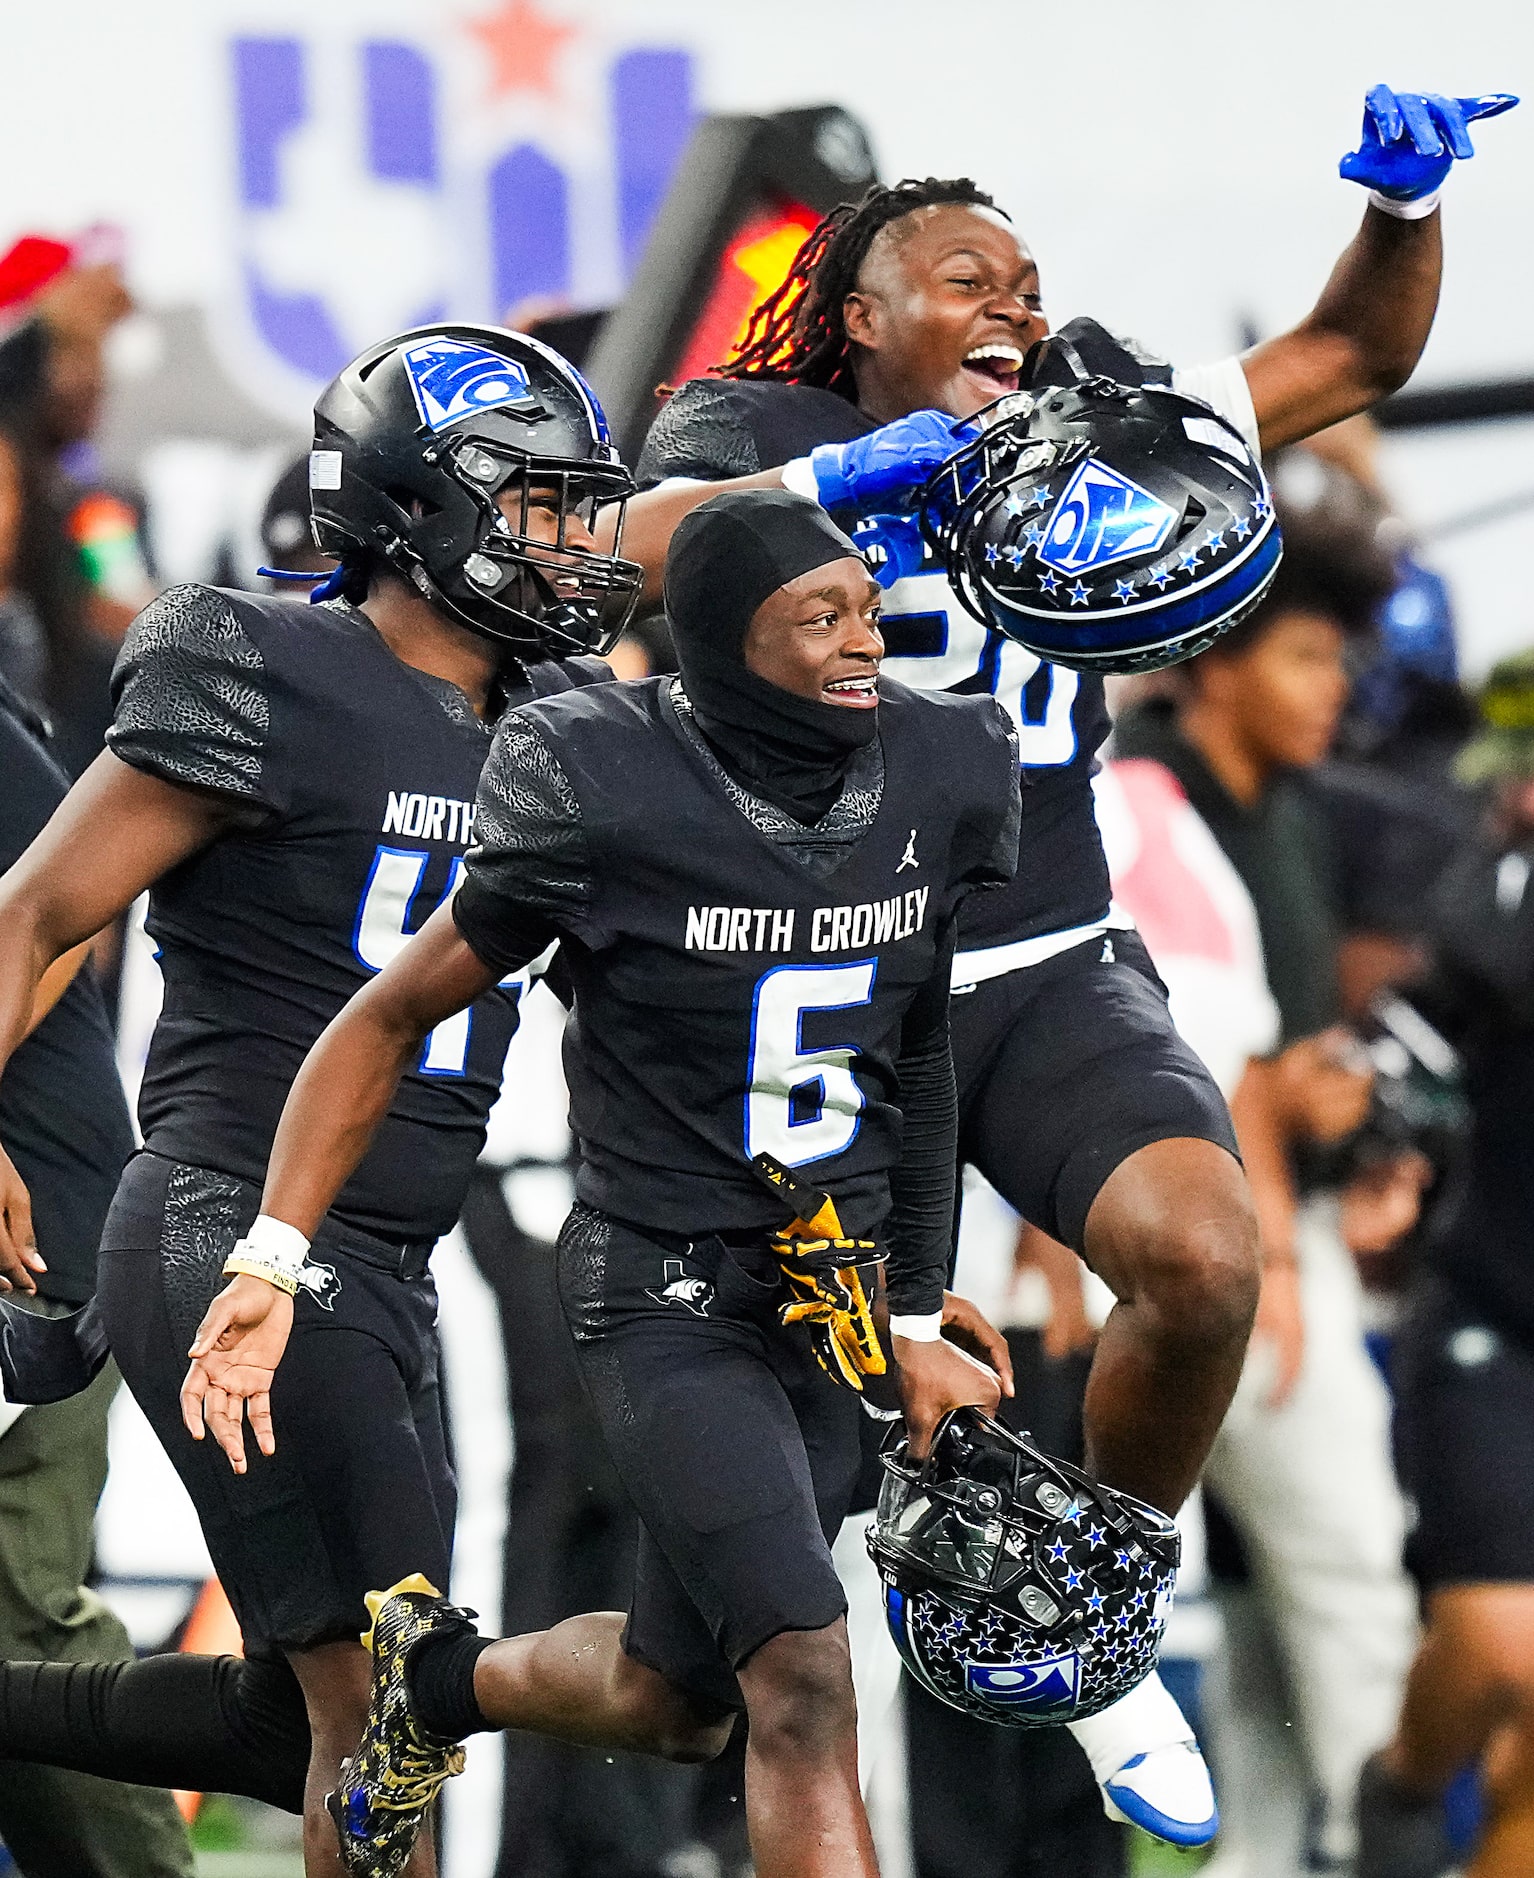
[965,1652,1081,1714]
[1037,459,1177,577]
[403,338,536,431]
[229,27,697,387]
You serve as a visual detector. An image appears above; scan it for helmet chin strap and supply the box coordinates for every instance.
[255,561,365,605]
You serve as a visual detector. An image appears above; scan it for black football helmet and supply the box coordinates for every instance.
[918,336,1281,675]
[869,1410,1180,1726]
[308,324,642,658]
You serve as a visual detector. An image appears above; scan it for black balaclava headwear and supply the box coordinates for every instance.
[663,489,877,825]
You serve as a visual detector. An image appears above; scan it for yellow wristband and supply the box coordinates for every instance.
[222,1254,299,1297]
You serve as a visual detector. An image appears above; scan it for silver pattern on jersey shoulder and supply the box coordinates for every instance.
[108,584,269,800]
[670,679,883,878]
[639,382,762,483]
[471,710,594,923]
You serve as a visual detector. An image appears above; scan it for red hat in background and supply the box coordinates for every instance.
[0,226,125,322]
[0,236,74,313]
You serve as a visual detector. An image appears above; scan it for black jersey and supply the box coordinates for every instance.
[636,323,1256,951]
[107,584,607,1245]
[0,681,134,1303]
[453,677,1018,1264]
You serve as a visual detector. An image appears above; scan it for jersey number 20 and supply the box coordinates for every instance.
[879,572,1078,768]
[746,960,876,1167]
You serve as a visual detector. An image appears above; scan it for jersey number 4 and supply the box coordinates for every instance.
[746,960,876,1167]
[354,846,523,1077]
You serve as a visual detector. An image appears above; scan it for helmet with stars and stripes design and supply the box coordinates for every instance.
[868,1410,1180,1726]
[918,338,1281,675]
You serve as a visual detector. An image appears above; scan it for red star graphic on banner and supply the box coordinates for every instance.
[466,0,578,98]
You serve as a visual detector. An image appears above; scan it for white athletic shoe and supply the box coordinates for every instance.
[1067,1672,1218,1848]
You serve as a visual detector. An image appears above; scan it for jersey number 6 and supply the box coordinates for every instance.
[746,959,877,1168]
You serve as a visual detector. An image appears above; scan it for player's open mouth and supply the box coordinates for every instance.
[962,343,1024,393]
[822,672,879,707]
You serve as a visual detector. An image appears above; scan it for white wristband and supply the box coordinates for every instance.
[779,456,820,501]
[232,1214,311,1277]
[1367,187,1441,222]
[889,1310,944,1342]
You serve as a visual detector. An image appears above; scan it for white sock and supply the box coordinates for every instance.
[1065,1671,1195,1786]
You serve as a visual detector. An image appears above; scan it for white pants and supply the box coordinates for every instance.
[1204,1197,1417,1868]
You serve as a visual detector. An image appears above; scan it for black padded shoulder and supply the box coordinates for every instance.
[108,585,283,807]
[637,378,874,488]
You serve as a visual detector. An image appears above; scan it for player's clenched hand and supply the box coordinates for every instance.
[0,1143,46,1295]
[181,1275,294,1475]
[895,1331,1001,1462]
[939,1291,1015,1400]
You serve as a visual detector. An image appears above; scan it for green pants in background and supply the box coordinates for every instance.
[0,1324,194,1878]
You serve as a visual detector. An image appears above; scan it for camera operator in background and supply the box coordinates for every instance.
[1112,494,1424,1870]
[1362,651,1534,1878]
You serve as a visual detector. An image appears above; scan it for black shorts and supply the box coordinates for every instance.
[952,928,1237,1253]
[1395,1276,1534,1588]
[556,1203,862,1712]
[97,1151,454,1656]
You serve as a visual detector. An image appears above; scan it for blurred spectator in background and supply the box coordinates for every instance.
[0,422,48,704]
[1279,433,1478,1027]
[0,671,193,1877]
[1113,497,1422,1871]
[257,454,333,584]
[0,227,151,775]
[1362,652,1534,1878]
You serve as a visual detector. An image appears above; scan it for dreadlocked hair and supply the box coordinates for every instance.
[717,178,1002,397]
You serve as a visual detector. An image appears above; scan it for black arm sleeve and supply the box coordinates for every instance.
[883,920,959,1318]
[452,711,593,978]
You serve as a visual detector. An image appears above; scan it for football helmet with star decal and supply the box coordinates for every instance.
[868,1409,1180,1726]
[918,334,1280,675]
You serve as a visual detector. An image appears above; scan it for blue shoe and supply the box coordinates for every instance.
[1102,1742,1219,1847]
[1068,1671,1219,1848]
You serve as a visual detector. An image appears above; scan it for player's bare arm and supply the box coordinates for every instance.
[0,756,240,1289]
[1246,87,1515,448]
[179,902,500,1472]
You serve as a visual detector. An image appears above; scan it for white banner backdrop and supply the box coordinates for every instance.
[6,0,1533,666]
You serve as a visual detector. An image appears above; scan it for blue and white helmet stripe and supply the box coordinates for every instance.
[512,327,616,452]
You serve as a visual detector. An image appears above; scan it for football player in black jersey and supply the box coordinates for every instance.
[0,324,642,1875]
[563,86,1515,1838]
[192,490,1019,1878]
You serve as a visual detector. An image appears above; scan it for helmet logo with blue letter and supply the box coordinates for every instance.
[965,1653,1081,1715]
[403,338,540,433]
[1037,458,1178,577]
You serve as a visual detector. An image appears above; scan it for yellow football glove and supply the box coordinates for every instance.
[751,1152,888,1392]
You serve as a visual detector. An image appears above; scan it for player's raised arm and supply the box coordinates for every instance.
[1243,86,1517,449]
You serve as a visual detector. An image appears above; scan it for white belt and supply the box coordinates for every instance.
[952,906,1137,992]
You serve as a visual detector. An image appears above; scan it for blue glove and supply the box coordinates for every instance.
[806,410,974,513]
[1340,85,1517,203]
[850,514,928,590]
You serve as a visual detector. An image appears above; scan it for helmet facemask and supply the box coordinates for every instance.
[393,434,643,659]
